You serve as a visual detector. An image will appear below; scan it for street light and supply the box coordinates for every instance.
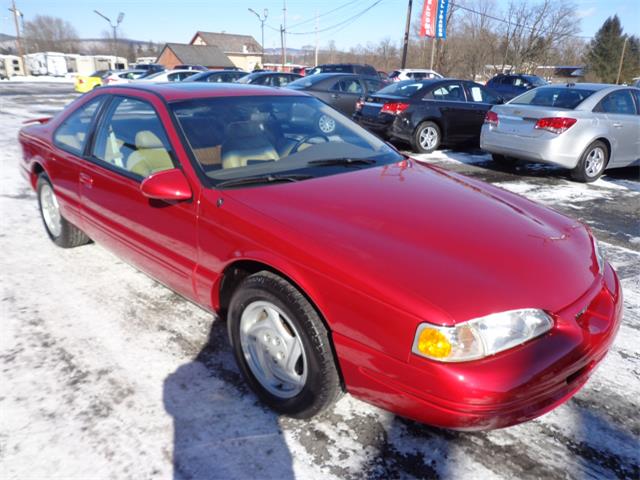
[94,10,125,69]
[248,8,268,58]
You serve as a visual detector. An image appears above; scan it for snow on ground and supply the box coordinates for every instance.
[2,75,75,83]
[1,84,639,480]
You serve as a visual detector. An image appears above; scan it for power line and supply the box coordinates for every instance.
[452,1,593,40]
[287,0,364,30]
[288,0,386,36]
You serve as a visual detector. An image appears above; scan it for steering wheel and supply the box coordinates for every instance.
[290,134,330,154]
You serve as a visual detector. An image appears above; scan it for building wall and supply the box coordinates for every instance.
[192,35,206,46]
[227,54,262,71]
[157,48,181,69]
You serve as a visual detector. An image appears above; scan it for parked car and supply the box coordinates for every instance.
[485,73,547,101]
[103,69,147,85]
[133,63,165,75]
[184,69,248,83]
[236,71,302,87]
[354,78,503,152]
[174,64,208,71]
[18,82,621,431]
[287,73,385,119]
[137,69,200,82]
[388,69,442,82]
[306,63,379,78]
[481,83,640,182]
[74,70,111,93]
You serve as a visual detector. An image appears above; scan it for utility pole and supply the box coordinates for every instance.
[94,10,125,69]
[616,36,629,85]
[8,0,23,57]
[282,0,287,67]
[248,8,268,59]
[314,10,319,66]
[400,0,412,69]
[280,25,285,70]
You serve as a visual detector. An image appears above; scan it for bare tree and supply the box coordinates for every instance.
[24,15,79,53]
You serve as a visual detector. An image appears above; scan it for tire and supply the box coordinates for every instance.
[37,174,90,248]
[412,121,441,153]
[491,153,518,167]
[228,271,342,418]
[571,141,608,182]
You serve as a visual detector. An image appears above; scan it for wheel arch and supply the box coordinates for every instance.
[30,160,46,189]
[216,257,346,387]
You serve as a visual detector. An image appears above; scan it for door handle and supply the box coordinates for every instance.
[612,122,623,128]
[331,93,339,99]
[79,172,94,188]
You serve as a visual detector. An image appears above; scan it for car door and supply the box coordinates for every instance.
[49,97,106,230]
[463,82,500,140]
[426,81,476,143]
[328,76,364,115]
[77,92,200,300]
[594,89,640,166]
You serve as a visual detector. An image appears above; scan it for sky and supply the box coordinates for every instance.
[1,0,639,50]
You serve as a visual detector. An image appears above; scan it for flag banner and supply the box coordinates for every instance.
[419,0,438,37]
[420,0,449,38]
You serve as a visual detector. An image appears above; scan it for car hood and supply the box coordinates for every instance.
[225,160,598,325]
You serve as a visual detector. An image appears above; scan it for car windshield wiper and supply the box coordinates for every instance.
[215,174,313,189]
[307,158,377,167]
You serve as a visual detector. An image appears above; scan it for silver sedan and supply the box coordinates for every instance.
[480,83,640,181]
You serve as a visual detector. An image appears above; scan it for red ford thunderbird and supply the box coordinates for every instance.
[18,83,622,430]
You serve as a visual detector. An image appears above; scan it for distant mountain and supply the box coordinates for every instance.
[0,33,15,41]
[0,36,161,56]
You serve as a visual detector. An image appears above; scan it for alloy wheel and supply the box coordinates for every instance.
[40,183,62,237]
[585,147,605,178]
[419,126,439,150]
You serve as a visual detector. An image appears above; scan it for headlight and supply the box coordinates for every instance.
[412,309,553,362]
[592,236,605,274]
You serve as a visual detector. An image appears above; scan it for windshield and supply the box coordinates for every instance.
[236,73,260,84]
[376,80,427,97]
[172,95,403,187]
[523,75,547,86]
[287,75,329,89]
[510,87,596,109]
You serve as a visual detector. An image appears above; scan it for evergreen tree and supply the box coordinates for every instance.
[585,15,640,83]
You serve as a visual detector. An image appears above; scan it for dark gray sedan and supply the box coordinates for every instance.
[286,73,385,116]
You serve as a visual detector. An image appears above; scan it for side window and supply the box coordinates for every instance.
[364,79,383,92]
[431,83,465,101]
[466,84,497,103]
[91,97,174,178]
[633,90,640,115]
[167,73,180,82]
[331,79,363,94]
[53,98,102,155]
[513,77,525,87]
[596,90,637,115]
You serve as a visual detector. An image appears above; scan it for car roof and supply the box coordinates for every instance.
[104,82,309,101]
[538,82,616,91]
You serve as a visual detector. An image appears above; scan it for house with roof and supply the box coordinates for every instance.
[190,31,263,71]
[156,43,235,70]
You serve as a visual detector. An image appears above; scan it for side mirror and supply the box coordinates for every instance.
[140,168,192,201]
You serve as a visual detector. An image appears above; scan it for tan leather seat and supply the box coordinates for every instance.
[127,131,173,177]
[221,121,279,169]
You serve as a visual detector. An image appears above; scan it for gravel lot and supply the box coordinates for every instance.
[1,82,639,480]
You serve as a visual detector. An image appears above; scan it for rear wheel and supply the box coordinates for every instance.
[571,141,608,182]
[37,174,90,248]
[412,121,441,153]
[228,271,342,418]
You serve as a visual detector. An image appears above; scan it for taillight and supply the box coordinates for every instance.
[355,98,364,112]
[534,117,577,134]
[381,102,410,115]
[78,78,84,84]
[484,110,499,127]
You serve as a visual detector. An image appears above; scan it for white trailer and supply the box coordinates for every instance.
[25,52,68,76]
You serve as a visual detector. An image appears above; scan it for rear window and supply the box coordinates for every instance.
[523,75,547,87]
[377,80,427,97]
[510,87,596,109]
[388,71,400,79]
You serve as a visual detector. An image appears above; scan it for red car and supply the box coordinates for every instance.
[18,83,622,430]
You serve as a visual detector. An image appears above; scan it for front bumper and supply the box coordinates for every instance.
[480,125,581,169]
[334,263,623,430]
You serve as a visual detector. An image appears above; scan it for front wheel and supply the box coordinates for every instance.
[228,271,342,418]
[571,141,608,182]
[412,121,441,153]
[37,174,90,248]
